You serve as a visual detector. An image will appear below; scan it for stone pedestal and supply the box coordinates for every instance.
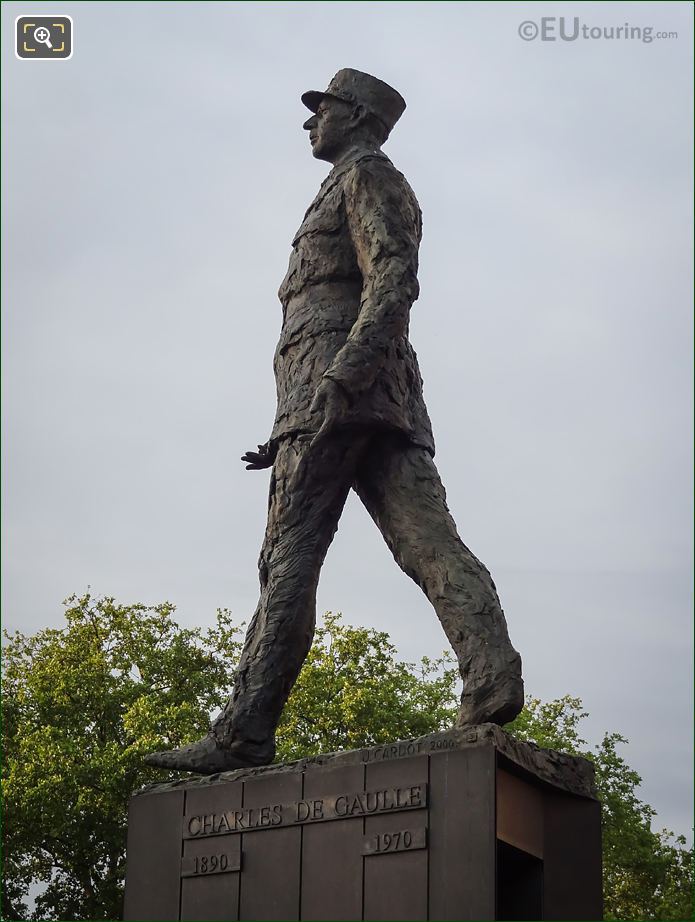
[124,725,602,921]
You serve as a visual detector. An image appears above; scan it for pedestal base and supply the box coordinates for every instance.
[124,724,602,921]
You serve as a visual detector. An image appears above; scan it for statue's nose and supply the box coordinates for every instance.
[303,115,316,131]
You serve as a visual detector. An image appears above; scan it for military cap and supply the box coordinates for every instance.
[301,68,406,135]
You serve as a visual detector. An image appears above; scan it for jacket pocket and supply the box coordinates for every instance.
[291,199,344,246]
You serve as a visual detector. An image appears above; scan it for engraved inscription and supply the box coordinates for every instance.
[361,736,456,763]
[183,783,427,839]
[363,827,427,855]
[181,851,241,877]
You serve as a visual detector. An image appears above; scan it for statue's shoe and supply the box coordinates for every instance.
[144,733,275,775]
[455,672,524,729]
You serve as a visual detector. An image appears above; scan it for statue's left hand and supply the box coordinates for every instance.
[310,378,350,447]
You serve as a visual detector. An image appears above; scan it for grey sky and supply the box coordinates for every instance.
[2,1,693,842]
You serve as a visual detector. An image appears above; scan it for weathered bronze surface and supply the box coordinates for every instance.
[126,728,603,921]
[146,69,524,775]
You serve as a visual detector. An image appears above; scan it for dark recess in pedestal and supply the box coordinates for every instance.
[496,840,543,920]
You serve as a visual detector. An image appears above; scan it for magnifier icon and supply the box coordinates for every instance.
[33,26,53,49]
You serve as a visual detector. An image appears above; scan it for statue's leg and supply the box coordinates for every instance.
[354,434,524,727]
[145,431,369,773]
[214,431,371,747]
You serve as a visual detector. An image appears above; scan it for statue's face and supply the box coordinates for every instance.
[303,96,355,163]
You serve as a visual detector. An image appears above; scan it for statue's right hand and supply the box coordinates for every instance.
[241,442,276,471]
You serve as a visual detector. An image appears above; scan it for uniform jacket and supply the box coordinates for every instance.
[270,147,435,456]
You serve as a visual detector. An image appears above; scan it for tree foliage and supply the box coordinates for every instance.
[276,612,459,760]
[2,595,241,921]
[2,595,692,921]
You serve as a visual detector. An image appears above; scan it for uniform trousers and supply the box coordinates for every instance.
[215,428,521,747]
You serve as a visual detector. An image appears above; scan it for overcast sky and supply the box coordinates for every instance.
[2,1,693,841]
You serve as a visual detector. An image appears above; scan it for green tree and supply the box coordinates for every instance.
[2,594,242,921]
[2,595,692,921]
[276,612,459,760]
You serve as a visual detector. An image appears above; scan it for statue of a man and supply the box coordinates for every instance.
[147,70,523,774]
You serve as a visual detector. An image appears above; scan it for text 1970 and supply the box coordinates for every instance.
[362,827,427,856]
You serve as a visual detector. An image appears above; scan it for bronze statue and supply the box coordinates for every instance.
[147,70,523,774]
